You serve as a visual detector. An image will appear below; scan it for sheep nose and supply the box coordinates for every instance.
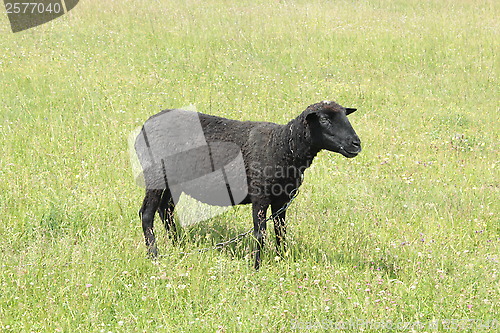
[351,139,361,152]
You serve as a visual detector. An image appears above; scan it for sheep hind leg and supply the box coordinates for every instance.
[139,189,163,258]
[271,200,287,256]
[252,202,269,270]
[157,187,178,243]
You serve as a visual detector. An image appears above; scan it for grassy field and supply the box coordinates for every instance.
[0,0,498,331]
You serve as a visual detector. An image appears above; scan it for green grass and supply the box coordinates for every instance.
[0,0,498,331]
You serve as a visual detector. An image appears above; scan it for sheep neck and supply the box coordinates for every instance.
[282,117,320,173]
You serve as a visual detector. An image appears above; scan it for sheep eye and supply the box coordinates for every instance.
[319,117,331,125]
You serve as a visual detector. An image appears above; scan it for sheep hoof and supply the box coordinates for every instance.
[147,246,158,259]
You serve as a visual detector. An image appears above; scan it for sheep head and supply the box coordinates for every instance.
[305,101,361,158]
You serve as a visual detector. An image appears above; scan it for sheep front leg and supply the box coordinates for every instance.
[271,200,287,255]
[252,202,269,270]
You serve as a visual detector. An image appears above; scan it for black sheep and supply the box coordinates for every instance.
[135,101,361,269]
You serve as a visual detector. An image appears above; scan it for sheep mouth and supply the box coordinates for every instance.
[340,148,360,158]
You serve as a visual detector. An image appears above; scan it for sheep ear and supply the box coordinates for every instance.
[305,111,318,123]
[345,108,357,115]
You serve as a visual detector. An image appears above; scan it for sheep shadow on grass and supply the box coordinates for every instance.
[157,213,399,279]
